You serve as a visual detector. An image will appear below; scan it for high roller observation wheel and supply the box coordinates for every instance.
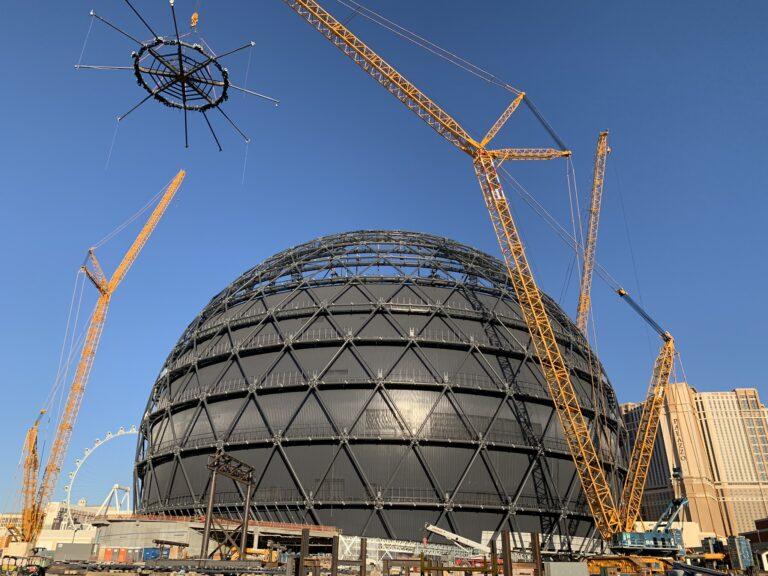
[63,426,138,529]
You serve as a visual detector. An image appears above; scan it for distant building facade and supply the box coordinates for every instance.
[742,516,768,570]
[621,384,768,537]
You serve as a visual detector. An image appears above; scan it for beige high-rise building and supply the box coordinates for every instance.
[621,384,768,537]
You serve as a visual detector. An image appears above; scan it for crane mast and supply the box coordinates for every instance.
[576,131,610,335]
[23,170,186,544]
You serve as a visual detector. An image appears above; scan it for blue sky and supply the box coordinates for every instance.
[1,1,766,504]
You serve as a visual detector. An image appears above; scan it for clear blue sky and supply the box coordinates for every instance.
[1,1,766,505]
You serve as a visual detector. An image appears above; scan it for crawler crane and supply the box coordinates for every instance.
[282,0,679,555]
[574,131,679,547]
[13,170,186,546]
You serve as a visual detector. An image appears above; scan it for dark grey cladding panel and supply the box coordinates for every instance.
[136,231,625,547]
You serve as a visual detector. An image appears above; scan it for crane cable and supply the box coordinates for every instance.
[76,13,95,68]
[497,163,625,293]
[334,0,522,95]
[5,268,88,516]
[612,159,655,361]
[565,156,609,460]
[332,0,569,150]
[40,175,179,459]
[563,156,584,303]
[93,175,177,249]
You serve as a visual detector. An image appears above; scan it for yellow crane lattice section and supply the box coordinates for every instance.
[282,0,633,539]
[576,130,610,335]
[24,170,186,543]
[618,336,675,530]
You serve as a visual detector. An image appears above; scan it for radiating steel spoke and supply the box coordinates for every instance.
[202,111,223,152]
[216,106,250,143]
[230,84,280,105]
[123,0,159,39]
[117,81,171,121]
[136,67,177,79]
[91,11,144,45]
[183,42,256,79]
[75,65,133,71]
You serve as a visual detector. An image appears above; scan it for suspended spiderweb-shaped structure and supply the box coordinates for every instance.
[78,0,278,149]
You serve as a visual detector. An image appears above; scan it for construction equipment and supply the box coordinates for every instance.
[18,170,186,545]
[570,133,676,537]
[19,411,46,543]
[616,297,675,534]
[282,0,682,555]
[611,497,687,556]
[424,524,491,555]
[576,130,610,335]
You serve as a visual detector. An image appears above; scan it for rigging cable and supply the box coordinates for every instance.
[567,156,608,459]
[76,13,96,68]
[93,175,176,249]
[613,159,655,360]
[331,0,568,149]
[242,36,254,99]
[560,156,583,304]
[104,120,121,172]
[49,270,85,409]
[497,164,624,292]
[334,0,522,94]
[241,141,250,192]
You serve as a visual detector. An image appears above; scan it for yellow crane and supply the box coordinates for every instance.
[572,129,676,534]
[11,410,47,543]
[615,291,675,532]
[282,0,675,545]
[576,130,610,336]
[19,170,186,544]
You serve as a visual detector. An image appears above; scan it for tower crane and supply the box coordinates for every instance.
[281,0,678,551]
[17,170,186,545]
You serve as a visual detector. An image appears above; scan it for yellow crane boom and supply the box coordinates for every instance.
[281,0,637,539]
[473,153,621,537]
[24,170,186,543]
[284,0,680,543]
[576,130,610,335]
[19,410,46,541]
[282,0,566,162]
[618,335,675,530]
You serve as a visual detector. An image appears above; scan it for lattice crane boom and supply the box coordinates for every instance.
[19,410,45,541]
[281,0,640,539]
[473,153,621,537]
[576,130,609,335]
[25,170,185,544]
[618,336,675,531]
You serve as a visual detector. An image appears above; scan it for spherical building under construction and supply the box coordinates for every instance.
[135,231,627,549]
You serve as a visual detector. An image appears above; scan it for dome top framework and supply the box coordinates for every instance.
[77,0,278,149]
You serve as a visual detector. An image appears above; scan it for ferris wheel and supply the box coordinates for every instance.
[63,426,138,529]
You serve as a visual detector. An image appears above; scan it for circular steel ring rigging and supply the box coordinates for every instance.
[133,38,229,112]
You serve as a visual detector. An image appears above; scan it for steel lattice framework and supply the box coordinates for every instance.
[135,231,626,550]
[78,1,278,149]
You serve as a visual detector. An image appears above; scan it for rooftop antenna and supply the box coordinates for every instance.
[77,0,279,150]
